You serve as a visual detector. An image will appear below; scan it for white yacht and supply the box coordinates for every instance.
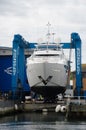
[26,43,69,100]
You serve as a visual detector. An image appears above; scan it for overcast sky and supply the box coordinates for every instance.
[0,0,86,66]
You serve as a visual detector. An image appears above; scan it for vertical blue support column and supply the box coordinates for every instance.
[71,33,82,96]
[18,47,25,87]
[12,34,30,100]
[12,35,19,99]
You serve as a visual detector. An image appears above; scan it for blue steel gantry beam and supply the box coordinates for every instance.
[57,33,82,96]
[61,33,82,96]
[71,33,82,96]
[12,34,29,99]
[12,32,82,100]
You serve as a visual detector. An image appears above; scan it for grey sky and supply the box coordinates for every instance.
[0,0,86,66]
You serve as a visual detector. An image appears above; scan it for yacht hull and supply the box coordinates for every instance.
[31,85,66,100]
[26,61,67,98]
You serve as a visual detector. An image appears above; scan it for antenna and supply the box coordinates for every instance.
[46,22,51,50]
[52,33,55,43]
[46,22,51,44]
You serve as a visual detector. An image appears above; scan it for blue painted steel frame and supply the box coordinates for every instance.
[12,34,29,99]
[12,32,82,99]
[71,33,82,96]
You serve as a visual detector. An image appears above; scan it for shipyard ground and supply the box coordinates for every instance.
[0,98,86,119]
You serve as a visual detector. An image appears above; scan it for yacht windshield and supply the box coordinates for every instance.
[35,54,60,56]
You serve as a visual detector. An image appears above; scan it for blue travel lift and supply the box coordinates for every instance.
[12,33,82,100]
